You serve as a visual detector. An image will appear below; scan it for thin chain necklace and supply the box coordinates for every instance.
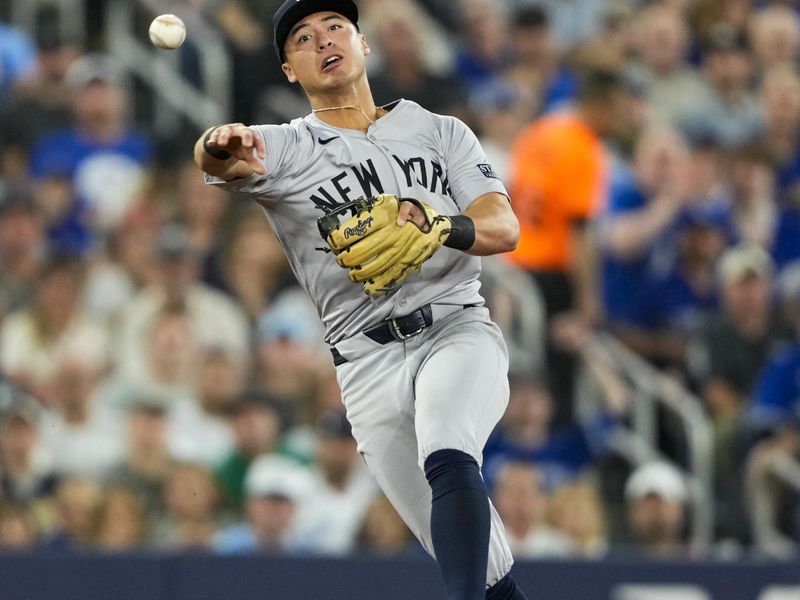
[312,104,385,126]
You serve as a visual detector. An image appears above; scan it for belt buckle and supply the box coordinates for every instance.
[390,318,424,341]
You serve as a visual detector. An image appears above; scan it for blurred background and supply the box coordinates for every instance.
[2,0,800,598]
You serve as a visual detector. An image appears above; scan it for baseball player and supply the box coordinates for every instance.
[195,1,527,599]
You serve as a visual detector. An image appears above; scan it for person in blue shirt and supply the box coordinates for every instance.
[620,201,734,368]
[745,342,800,439]
[601,127,693,327]
[28,54,152,255]
[482,376,617,493]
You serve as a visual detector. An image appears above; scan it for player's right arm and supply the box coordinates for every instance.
[194,123,266,180]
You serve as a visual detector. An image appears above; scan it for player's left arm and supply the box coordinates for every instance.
[460,192,519,256]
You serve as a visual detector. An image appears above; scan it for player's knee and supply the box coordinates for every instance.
[424,449,485,498]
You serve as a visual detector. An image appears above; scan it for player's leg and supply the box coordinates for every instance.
[412,308,527,600]
[333,338,437,556]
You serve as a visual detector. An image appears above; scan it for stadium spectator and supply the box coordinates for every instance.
[620,203,731,367]
[518,0,609,51]
[105,202,162,293]
[547,482,609,558]
[212,210,295,323]
[167,348,240,467]
[0,404,57,505]
[39,354,124,482]
[174,161,230,269]
[454,0,514,94]
[743,283,800,445]
[482,376,616,492]
[115,223,249,390]
[216,391,283,512]
[356,495,415,556]
[680,24,760,150]
[0,502,39,551]
[153,463,222,550]
[0,255,107,403]
[41,477,103,553]
[292,410,379,555]
[727,144,778,249]
[107,394,173,518]
[601,126,693,327]
[213,455,312,554]
[507,62,635,422]
[689,245,785,419]
[367,9,465,116]
[497,6,574,117]
[253,290,327,423]
[93,487,147,552]
[629,5,708,127]
[758,65,800,203]
[0,23,77,183]
[470,86,530,185]
[622,462,691,558]
[492,461,576,558]
[688,245,787,541]
[129,308,199,402]
[747,5,800,71]
[28,54,152,252]
[0,188,46,324]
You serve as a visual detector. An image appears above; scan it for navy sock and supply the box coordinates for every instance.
[485,574,529,600]
[424,449,491,600]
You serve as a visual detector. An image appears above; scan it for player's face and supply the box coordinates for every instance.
[282,12,370,94]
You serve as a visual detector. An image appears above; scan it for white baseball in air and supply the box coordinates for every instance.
[148,14,186,50]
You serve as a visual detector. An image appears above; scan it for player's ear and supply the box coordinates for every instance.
[360,34,370,56]
[282,63,298,84]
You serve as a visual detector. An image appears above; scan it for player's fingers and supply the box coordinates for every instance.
[240,128,254,148]
[253,131,267,159]
[244,148,266,175]
[217,123,244,147]
[216,126,232,146]
[396,201,414,226]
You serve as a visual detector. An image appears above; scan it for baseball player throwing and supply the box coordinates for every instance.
[195,1,527,598]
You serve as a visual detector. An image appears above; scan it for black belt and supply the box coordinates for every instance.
[330,304,477,366]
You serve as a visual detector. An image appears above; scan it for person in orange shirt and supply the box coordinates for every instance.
[508,64,641,424]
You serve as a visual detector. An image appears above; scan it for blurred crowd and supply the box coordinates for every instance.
[3,0,800,564]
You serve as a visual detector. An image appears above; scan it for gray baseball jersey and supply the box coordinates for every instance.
[205,99,507,344]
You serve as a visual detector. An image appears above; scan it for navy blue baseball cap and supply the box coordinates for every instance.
[273,0,359,63]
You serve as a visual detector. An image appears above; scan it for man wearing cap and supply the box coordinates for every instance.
[623,461,690,558]
[195,1,526,598]
[688,245,790,541]
[213,454,313,554]
[690,244,787,419]
[620,203,732,367]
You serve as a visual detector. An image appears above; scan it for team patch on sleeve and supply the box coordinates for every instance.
[477,163,499,180]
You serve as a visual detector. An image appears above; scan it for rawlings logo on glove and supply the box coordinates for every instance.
[344,216,374,238]
[317,194,453,295]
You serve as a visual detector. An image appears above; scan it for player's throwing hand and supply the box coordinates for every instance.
[203,123,267,175]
